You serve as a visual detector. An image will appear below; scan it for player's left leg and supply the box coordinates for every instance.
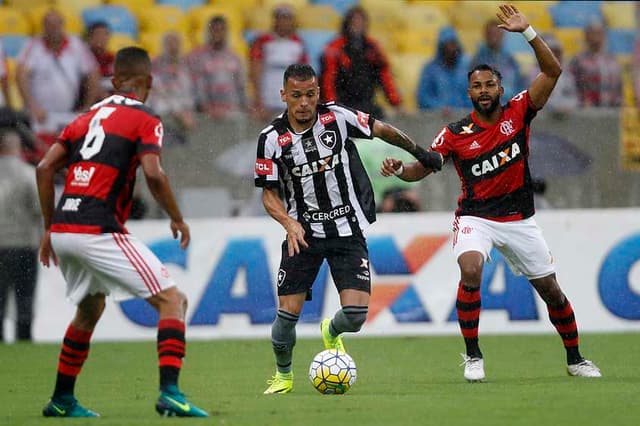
[499,218,601,378]
[323,235,371,352]
[530,274,601,378]
[147,287,209,417]
[322,289,369,353]
[43,293,105,418]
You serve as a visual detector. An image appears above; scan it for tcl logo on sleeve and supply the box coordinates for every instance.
[357,111,370,128]
[319,112,336,125]
[255,158,273,175]
[278,132,292,147]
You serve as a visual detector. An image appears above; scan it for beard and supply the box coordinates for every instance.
[471,95,500,115]
[295,114,313,125]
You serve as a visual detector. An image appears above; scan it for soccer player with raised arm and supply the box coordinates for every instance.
[36,47,208,417]
[255,63,441,394]
[381,4,601,381]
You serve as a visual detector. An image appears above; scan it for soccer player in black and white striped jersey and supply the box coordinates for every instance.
[256,63,442,394]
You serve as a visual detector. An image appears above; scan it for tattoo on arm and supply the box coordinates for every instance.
[378,122,417,152]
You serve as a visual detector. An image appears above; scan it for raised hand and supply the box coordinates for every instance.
[496,4,530,33]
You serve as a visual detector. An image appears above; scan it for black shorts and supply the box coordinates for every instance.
[276,234,371,296]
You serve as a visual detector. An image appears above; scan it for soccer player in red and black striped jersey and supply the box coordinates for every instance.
[381,4,601,381]
[36,47,208,417]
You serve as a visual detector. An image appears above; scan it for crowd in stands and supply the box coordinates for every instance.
[0,1,636,128]
[0,0,637,214]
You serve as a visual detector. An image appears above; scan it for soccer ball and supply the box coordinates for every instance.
[308,349,357,394]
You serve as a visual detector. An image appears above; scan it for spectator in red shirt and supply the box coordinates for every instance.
[320,6,401,118]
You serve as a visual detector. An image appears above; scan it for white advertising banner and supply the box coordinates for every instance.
[29,209,640,342]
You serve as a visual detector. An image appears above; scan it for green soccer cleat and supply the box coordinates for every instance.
[321,318,346,353]
[42,396,100,418]
[155,389,209,417]
[263,371,294,394]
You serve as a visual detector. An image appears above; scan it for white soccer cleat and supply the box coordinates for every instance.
[460,353,485,382]
[567,359,601,378]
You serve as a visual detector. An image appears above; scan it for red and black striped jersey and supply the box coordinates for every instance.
[430,90,538,222]
[51,94,163,234]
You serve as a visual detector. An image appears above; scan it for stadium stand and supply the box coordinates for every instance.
[451,1,502,30]
[209,0,261,8]
[262,0,308,12]
[245,6,271,31]
[3,0,50,11]
[549,1,603,28]
[82,5,138,38]
[311,0,358,15]
[297,4,341,31]
[0,7,31,35]
[0,34,28,58]
[107,0,155,21]
[156,0,206,11]
[551,27,585,59]
[388,52,424,112]
[393,28,439,57]
[601,1,636,29]
[607,29,635,56]
[136,4,189,34]
[401,3,449,32]
[57,0,103,14]
[0,1,634,127]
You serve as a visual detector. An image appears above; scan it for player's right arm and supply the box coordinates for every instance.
[140,154,190,249]
[255,130,307,256]
[36,143,68,267]
[262,187,308,256]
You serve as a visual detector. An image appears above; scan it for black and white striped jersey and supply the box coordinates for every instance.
[255,102,376,238]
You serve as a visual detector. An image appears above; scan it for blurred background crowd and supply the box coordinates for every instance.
[0,0,638,217]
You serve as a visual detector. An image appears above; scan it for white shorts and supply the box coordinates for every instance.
[452,215,555,280]
[51,232,176,304]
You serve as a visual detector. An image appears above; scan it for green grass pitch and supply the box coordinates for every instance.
[1,333,638,426]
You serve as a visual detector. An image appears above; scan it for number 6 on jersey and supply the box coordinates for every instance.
[79,107,116,160]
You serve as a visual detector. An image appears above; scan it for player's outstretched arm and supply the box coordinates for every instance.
[380,157,432,182]
[496,3,561,108]
[371,119,443,172]
[140,154,190,249]
[262,187,308,256]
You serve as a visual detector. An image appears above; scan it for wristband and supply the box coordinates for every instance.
[521,25,537,42]
[394,165,404,176]
[413,146,443,171]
